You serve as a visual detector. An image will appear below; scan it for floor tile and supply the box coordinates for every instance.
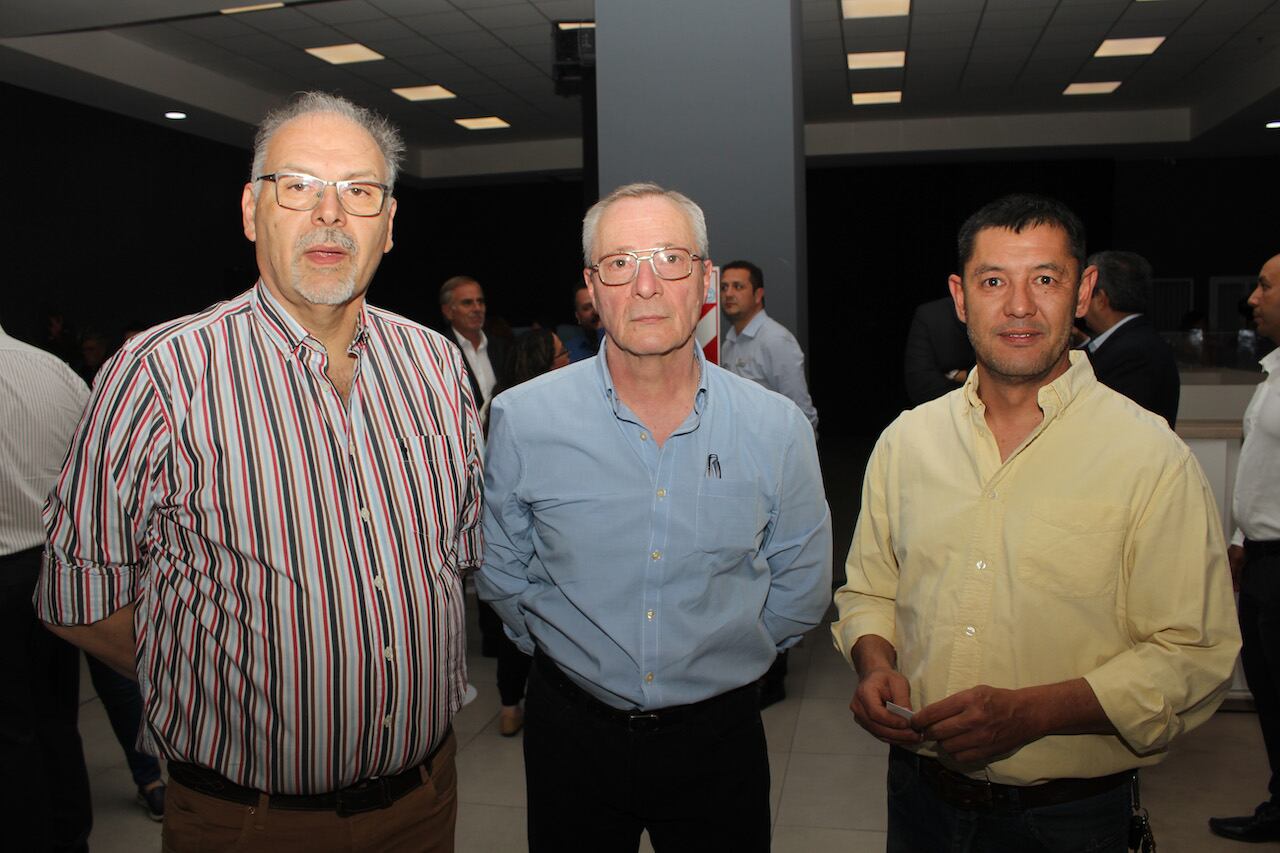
[772,824,888,852]
[454,802,528,852]
[761,691,802,752]
[455,731,528,808]
[791,694,886,757]
[774,751,888,831]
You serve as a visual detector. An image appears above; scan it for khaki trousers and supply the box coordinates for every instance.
[161,732,457,853]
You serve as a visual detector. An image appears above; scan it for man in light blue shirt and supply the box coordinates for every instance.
[477,182,831,853]
[720,260,819,432]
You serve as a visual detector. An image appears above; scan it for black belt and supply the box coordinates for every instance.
[533,649,758,733]
[1245,538,1280,559]
[168,726,452,817]
[890,746,1132,813]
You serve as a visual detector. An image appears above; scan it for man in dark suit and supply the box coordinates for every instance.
[1083,251,1180,428]
[903,295,975,405]
[440,275,510,410]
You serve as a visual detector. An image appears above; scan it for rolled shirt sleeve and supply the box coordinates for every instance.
[37,349,169,625]
[1083,454,1241,755]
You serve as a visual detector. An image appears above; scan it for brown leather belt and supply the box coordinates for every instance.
[168,725,452,817]
[891,746,1132,813]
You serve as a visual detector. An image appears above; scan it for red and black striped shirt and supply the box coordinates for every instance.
[37,282,482,794]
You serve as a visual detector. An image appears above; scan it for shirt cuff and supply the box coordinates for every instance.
[830,612,896,670]
[34,552,139,626]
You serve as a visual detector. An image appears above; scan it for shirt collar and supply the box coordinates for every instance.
[595,339,710,418]
[963,349,1095,419]
[1261,348,1280,377]
[1086,312,1141,352]
[728,309,768,341]
[452,327,488,352]
[251,280,371,356]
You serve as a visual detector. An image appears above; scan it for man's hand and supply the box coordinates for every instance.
[848,634,922,744]
[851,667,922,744]
[1228,544,1247,592]
[911,685,1036,765]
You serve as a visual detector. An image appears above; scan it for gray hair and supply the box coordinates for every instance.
[1087,250,1152,314]
[439,275,479,307]
[250,91,405,200]
[581,182,709,266]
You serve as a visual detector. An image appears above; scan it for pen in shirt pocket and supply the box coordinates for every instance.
[706,453,721,478]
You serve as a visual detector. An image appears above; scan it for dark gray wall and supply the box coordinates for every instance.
[594,0,809,345]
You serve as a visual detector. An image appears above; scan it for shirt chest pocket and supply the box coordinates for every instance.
[398,433,464,542]
[694,478,767,557]
[1015,498,1128,599]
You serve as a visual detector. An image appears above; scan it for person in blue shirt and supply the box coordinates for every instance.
[564,281,605,362]
[477,182,832,853]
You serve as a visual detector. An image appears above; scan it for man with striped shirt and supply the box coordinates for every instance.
[36,93,482,853]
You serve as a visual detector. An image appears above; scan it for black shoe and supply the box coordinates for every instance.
[1209,801,1280,842]
[137,783,166,822]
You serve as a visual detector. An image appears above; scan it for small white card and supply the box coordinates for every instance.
[885,701,915,721]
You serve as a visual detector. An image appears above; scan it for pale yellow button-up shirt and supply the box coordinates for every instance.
[833,352,1241,786]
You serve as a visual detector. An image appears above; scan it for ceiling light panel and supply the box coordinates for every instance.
[842,0,910,19]
[847,50,906,70]
[1094,37,1165,57]
[851,90,902,105]
[1063,81,1121,95]
[305,43,384,64]
[220,2,284,13]
[455,117,511,130]
[392,85,456,101]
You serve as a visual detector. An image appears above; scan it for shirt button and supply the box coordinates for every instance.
[645,672,654,683]
[383,714,392,728]
[383,646,394,660]
[373,575,385,590]
[975,560,987,570]
[651,550,662,560]
[656,488,666,498]
[359,507,371,522]
[964,626,977,637]
[987,491,997,500]
[646,609,655,621]
[639,432,649,441]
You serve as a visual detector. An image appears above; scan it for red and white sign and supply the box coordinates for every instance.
[697,266,720,365]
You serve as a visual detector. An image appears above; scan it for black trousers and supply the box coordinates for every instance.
[522,652,770,853]
[1239,544,1280,801]
[0,547,92,853]
[477,600,531,706]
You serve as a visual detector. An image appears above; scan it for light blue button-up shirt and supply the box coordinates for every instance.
[477,345,832,710]
[722,309,819,432]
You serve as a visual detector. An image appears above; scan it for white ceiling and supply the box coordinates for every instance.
[1,0,1277,180]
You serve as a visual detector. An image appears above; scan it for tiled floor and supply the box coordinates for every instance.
[83,597,1273,852]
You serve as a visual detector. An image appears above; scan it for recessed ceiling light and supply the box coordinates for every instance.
[1064,81,1122,95]
[392,85,456,102]
[305,43,384,65]
[851,90,902,105]
[220,2,284,13]
[847,50,906,70]
[557,21,596,30]
[842,0,910,18]
[1094,37,1165,57]
[164,111,187,120]
[1266,120,1280,129]
[455,117,510,130]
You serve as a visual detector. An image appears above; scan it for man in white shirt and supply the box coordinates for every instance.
[1211,253,1280,843]
[0,321,91,852]
[440,275,509,409]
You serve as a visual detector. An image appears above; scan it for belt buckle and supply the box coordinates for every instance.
[335,777,393,817]
[627,712,660,732]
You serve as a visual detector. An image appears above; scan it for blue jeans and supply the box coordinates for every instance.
[887,748,1132,853]
[86,654,162,787]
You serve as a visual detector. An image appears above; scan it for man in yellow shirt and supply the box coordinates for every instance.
[832,194,1241,852]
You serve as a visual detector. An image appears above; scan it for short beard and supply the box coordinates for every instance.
[292,228,359,306]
